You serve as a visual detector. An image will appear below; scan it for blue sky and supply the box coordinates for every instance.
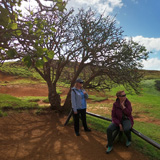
[117,0,160,38]
[67,0,160,70]
[21,0,160,70]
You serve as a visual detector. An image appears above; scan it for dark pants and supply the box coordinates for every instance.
[73,109,88,133]
[107,119,132,147]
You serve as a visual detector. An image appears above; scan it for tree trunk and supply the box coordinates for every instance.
[47,82,61,110]
[74,60,78,75]
[63,77,78,112]
[63,88,72,112]
[63,63,86,112]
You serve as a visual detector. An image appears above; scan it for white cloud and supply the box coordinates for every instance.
[142,58,160,70]
[74,0,100,5]
[19,0,53,15]
[20,0,123,17]
[126,36,160,52]
[125,36,160,70]
[67,0,123,16]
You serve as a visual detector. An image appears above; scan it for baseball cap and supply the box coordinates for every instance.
[76,78,84,83]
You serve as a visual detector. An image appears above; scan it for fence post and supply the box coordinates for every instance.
[64,109,73,126]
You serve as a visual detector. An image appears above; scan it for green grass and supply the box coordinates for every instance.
[85,115,160,160]
[10,79,41,85]
[105,79,160,120]
[89,95,108,102]
[43,98,49,103]
[1,61,160,159]
[35,108,43,115]
[87,103,112,118]
[0,110,8,117]
[58,81,70,88]
[0,79,42,86]
[0,62,43,80]
[133,121,160,159]
[0,94,51,116]
[0,94,38,110]
[142,70,160,79]
[20,96,46,102]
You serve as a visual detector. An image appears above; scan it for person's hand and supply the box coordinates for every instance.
[83,91,86,94]
[119,124,123,131]
[121,101,125,109]
[74,111,78,114]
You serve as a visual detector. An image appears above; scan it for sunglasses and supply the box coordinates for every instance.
[119,94,126,97]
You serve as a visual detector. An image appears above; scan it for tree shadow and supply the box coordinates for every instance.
[0,111,148,160]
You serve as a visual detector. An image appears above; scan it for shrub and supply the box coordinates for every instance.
[0,110,8,117]
[155,80,160,91]
[35,108,43,115]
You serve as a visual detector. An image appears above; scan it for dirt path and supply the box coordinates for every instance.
[0,111,149,160]
[0,84,48,97]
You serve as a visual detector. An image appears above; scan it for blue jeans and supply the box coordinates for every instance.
[107,119,132,147]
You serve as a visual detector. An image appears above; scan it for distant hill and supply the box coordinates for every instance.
[139,70,160,79]
[0,61,160,80]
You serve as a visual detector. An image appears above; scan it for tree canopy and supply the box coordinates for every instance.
[0,0,149,111]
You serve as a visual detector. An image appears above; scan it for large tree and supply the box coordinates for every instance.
[63,9,149,109]
[0,0,72,109]
[0,1,149,112]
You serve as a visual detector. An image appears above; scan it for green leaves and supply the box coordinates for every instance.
[0,7,9,27]
[47,51,55,59]
[36,59,44,67]
[15,29,22,36]
[56,1,66,12]
[0,0,64,71]
[6,49,17,58]
[51,27,56,32]
[43,57,48,63]
[22,56,32,68]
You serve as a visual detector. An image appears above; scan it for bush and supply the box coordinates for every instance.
[0,110,8,117]
[35,108,43,115]
[155,80,160,91]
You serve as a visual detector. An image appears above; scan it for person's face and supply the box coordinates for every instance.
[119,91,126,101]
[77,82,83,88]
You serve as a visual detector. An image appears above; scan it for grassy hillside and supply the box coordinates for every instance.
[140,70,160,79]
[1,61,160,82]
[0,62,43,80]
[0,61,160,159]
[0,93,39,117]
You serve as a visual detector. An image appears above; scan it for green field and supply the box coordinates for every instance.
[0,62,160,159]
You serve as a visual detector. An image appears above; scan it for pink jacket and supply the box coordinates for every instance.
[112,98,134,127]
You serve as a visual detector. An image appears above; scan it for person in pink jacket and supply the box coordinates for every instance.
[106,90,134,154]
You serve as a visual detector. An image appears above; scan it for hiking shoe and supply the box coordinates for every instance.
[85,128,91,132]
[106,146,113,154]
[76,132,80,136]
[126,140,131,147]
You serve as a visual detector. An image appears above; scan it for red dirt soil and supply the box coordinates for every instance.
[0,84,48,97]
[0,111,149,160]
